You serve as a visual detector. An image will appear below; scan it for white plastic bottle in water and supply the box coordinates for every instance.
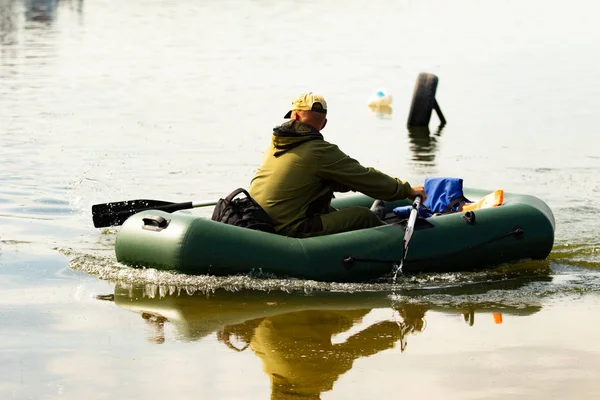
[368,88,393,107]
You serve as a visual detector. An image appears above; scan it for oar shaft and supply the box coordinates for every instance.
[403,196,422,256]
[191,200,219,207]
[153,201,194,213]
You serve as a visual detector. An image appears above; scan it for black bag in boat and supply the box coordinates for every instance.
[211,188,276,233]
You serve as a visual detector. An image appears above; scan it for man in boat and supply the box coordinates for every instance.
[249,92,427,238]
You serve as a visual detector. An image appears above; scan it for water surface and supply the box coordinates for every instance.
[1,0,600,398]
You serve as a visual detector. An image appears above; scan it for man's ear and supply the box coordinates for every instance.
[321,118,328,130]
[292,111,300,121]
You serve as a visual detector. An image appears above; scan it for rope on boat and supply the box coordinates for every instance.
[343,227,524,267]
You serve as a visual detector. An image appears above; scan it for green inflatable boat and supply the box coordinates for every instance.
[114,188,555,283]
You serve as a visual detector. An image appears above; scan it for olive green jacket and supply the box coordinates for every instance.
[249,120,412,234]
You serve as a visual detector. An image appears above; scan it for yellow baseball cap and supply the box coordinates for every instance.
[284,92,328,118]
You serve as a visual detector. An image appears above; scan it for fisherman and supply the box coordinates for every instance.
[249,92,427,237]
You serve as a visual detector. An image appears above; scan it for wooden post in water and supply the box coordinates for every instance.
[407,72,446,128]
[433,99,446,126]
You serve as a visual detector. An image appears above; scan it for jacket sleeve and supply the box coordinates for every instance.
[316,143,412,201]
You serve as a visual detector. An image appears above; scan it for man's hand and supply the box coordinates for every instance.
[409,185,427,201]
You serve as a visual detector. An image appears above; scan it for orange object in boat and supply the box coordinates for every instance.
[462,190,504,211]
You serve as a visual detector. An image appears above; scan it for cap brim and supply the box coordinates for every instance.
[283,110,292,118]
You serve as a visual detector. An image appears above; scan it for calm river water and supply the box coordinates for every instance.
[1,0,600,399]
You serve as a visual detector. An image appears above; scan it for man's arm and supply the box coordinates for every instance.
[316,143,413,201]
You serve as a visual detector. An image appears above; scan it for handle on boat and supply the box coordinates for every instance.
[403,195,422,260]
[92,198,218,228]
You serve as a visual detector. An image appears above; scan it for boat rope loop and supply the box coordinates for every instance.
[342,227,524,268]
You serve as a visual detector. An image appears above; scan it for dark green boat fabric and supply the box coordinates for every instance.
[115,189,555,282]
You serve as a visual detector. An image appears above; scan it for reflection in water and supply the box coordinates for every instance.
[407,124,445,164]
[112,284,542,399]
[0,0,18,45]
[24,0,59,23]
[0,0,83,46]
[219,309,402,399]
[1,0,85,109]
[141,312,167,344]
[368,104,393,120]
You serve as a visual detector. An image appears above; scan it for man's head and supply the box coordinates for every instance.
[284,92,328,131]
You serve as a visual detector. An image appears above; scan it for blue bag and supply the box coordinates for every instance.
[393,177,471,219]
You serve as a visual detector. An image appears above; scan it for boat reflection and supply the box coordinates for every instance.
[112,281,543,399]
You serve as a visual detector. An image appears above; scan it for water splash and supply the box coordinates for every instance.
[392,260,402,282]
[67,249,572,298]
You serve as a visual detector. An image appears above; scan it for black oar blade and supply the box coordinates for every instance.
[92,199,175,228]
